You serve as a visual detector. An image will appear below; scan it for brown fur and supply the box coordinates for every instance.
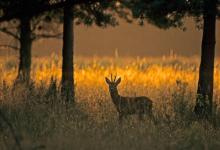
[105,76,153,122]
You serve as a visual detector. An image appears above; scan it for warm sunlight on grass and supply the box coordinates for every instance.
[1,54,220,150]
[1,54,199,87]
[0,54,215,93]
[2,54,220,101]
[2,54,220,116]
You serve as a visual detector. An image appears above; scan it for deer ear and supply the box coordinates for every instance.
[115,77,121,85]
[105,77,111,84]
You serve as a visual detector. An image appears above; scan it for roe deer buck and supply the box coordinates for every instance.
[105,75,153,122]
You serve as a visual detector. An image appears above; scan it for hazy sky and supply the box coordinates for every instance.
[1,18,220,57]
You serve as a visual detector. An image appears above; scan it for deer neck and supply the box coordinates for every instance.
[109,87,120,104]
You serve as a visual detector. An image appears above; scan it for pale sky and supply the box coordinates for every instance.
[1,18,220,57]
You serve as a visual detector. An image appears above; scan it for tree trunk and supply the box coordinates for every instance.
[16,17,32,84]
[194,0,217,119]
[61,5,74,103]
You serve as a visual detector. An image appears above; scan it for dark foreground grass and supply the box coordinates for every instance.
[0,81,220,150]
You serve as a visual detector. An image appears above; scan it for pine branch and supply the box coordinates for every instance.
[0,0,102,22]
[0,27,19,39]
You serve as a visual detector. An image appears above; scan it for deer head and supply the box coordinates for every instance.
[105,74,121,90]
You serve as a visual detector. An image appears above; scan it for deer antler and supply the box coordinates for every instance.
[114,73,118,82]
[114,75,117,82]
[110,73,118,82]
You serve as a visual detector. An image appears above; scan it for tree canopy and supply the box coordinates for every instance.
[125,0,220,29]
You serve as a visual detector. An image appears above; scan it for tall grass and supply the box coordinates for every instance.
[0,55,220,150]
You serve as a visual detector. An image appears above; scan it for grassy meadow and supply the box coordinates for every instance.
[1,54,220,150]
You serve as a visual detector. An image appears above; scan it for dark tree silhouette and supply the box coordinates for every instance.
[61,4,74,103]
[60,0,130,103]
[0,0,63,84]
[0,0,130,103]
[18,15,32,83]
[194,0,218,119]
[0,17,62,83]
[0,1,35,83]
[126,0,220,119]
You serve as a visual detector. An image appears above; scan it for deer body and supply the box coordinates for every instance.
[105,76,153,121]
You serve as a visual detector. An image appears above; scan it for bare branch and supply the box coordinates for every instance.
[33,33,63,41]
[0,44,19,50]
[0,27,19,39]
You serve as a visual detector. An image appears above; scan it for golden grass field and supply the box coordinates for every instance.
[1,54,220,150]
